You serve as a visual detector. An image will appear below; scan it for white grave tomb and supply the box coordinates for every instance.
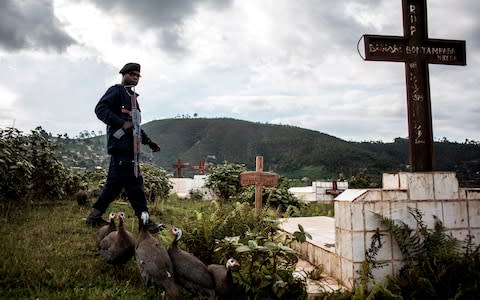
[282,172,480,290]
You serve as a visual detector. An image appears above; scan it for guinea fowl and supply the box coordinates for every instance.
[208,258,241,299]
[98,212,136,264]
[167,227,215,298]
[135,211,179,298]
[97,212,117,249]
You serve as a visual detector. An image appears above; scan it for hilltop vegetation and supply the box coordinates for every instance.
[56,118,480,186]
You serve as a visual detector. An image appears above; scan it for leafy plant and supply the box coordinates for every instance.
[0,127,35,200]
[237,177,306,216]
[141,163,172,201]
[215,223,308,299]
[205,161,247,201]
[0,127,80,206]
[371,207,480,299]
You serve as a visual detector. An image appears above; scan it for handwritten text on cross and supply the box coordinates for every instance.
[363,0,466,172]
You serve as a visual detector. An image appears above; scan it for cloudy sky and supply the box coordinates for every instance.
[0,0,478,142]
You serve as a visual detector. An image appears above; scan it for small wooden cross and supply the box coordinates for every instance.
[325,180,345,196]
[172,159,188,178]
[191,159,209,175]
[363,0,466,171]
[240,156,279,212]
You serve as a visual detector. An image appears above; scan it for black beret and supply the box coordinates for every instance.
[119,62,141,74]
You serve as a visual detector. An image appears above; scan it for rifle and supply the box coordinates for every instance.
[129,86,141,177]
[112,86,142,177]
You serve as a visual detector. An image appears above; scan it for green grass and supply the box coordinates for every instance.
[298,202,334,217]
[0,198,214,299]
[0,197,334,299]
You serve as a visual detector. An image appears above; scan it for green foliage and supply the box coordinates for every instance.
[236,176,307,216]
[330,208,480,300]
[348,173,380,188]
[0,127,35,200]
[376,208,479,299]
[80,167,107,191]
[0,127,80,205]
[188,188,204,200]
[54,118,480,186]
[1,197,310,299]
[353,228,387,298]
[298,202,334,217]
[141,163,172,201]
[160,199,309,299]
[215,222,308,299]
[170,201,278,264]
[365,207,480,300]
[205,161,246,201]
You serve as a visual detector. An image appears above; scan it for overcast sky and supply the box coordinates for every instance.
[0,0,478,142]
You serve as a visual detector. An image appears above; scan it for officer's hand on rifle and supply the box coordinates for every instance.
[122,121,134,132]
[148,141,160,152]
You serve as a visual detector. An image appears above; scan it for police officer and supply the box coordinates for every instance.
[86,62,163,233]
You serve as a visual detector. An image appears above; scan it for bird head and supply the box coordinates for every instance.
[171,227,182,241]
[116,211,126,221]
[226,258,240,270]
[108,212,116,221]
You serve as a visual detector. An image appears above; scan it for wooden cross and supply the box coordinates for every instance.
[363,0,466,172]
[191,159,209,175]
[172,159,188,178]
[240,156,279,212]
[326,180,345,196]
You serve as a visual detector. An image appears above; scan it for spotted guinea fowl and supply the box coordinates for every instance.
[98,212,136,264]
[167,227,215,298]
[208,258,240,299]
[97,212,117,248]
[135,211,179,298]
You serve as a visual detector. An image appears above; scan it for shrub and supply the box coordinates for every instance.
[0,127,35,200]
[205,161,246,201]
[0,127,79,204]
[378,208,480,299]
[173,201,308,299]
[215,224,309,299]
[238,177,306,216]
[141,163,172,201]
[348,207,480,300]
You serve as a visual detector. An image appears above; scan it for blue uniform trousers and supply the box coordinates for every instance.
[92,155,148,218]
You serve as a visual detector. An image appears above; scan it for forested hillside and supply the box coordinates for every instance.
[57,118,480,186]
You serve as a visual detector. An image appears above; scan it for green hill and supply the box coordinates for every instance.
[58,118,480,186]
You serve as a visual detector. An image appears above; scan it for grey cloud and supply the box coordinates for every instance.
[0,0,76,52]
[84,0,233,52]
[86,0,232,26]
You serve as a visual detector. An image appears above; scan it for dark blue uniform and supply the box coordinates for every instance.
[92,84,153,218]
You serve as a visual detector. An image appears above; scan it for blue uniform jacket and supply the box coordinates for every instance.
[95,84,152,159]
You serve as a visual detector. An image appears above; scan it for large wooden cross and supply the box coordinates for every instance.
[172,159,188,178]
[363,0,466,171]
[240,156,279,212]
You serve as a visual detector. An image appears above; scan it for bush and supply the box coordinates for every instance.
[378,208,480,299]
[205,161,246,201]
[170,201,308,299]
[347,208,480,300]
[141,163,172,201]
[0,127,79,204]
[238,177,306,216]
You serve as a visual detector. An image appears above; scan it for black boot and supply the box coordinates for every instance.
[86,208,109,227]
